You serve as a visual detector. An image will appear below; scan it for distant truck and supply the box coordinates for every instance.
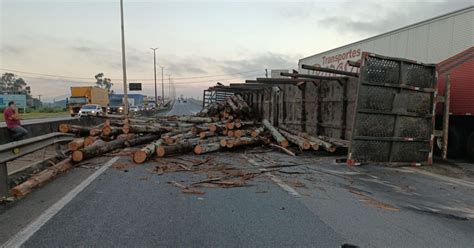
[68,86,109,117]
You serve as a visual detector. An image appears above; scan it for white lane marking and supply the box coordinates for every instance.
[242,155,300,197]
[393,167,474,189]
[267,174,300,197]
[1,156,120,248]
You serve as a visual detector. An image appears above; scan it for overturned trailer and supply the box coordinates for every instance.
[203,52,439,166]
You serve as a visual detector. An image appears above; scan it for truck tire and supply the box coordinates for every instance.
[446,126,467,158]
[466,132,474,161]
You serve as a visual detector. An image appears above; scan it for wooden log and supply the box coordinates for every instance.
[209,123,225,133]
[89,128,102,136]
[116,133,136,141]
[164,131,195,145]
[177,116,218,123]
[269,143,295,156]
[125,134,160,147]
[72,135,137,162]
[220,137,232,147]
[199,131,216,139]
[160,127,193,140]
[102,126,123,136]
[227,130,234,137]
[279,126,336,152]
[234,129,251,138]
[58,124,91,136]
[122,124,172,134]
[84,136,100,147]
[156,142,194,157]
[226,97,239,113]
[177,137,201,146]
[10,158,73,197]
[231,95,250,114]
[319,136,350,148]
[191,125,210,135]
[278,129,311,150]
[251,127,265,138]
[262,119,289,148]
[68,138,85,151]
[234,120,242,129]
[199,136,222,144]
[222,128,228,136]
[159,121,195,128]
[226,137,258,148]
[133,138,163,163]
[226,122,235,130]
[194,142,221,155]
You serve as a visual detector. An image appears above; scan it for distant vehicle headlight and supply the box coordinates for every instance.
[119,106,124,110]
[91,110,96,114]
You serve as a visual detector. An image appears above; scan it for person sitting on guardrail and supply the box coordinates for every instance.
[3,101,28,141]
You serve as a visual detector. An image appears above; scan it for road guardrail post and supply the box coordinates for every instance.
[0,163,8,198]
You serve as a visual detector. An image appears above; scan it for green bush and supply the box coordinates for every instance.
[36,107,66,113]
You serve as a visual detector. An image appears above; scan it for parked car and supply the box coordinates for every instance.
[129,105,139,112]
[78,104,104,117]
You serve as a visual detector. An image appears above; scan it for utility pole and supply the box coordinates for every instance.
[161,66,165,106]
[150,47,158,105]
[37,95,42,101]
[120,0,129,116]
[265,69,268,78]
[167,74,171,100]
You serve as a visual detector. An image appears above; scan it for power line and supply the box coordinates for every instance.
[16,72,264,85]
[0,68,264,82]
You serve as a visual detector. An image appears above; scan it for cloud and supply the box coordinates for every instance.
[0,44,23,56]
[318,1,472,36]
[218,52,301,74]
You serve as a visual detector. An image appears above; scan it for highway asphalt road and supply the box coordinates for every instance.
[165,100,203,116]
[1,151,473,247]
[1,101,473,247]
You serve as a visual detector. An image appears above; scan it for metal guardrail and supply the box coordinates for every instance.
[0,132,75,198]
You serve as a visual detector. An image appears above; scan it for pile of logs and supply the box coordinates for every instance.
[57,95,348,165]
[9,96,350,198]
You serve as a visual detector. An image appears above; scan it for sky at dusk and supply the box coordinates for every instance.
[0,0,471,102]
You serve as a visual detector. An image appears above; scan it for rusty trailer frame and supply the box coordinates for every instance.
[347,53,437,166]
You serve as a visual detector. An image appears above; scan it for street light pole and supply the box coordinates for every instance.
[150,47,158,106]
[161,66,165,106]
[167,74,171,100]
[120,0,129,116]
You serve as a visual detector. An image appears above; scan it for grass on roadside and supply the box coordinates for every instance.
[0,111,69,122]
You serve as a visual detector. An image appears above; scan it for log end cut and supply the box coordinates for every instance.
[226,122,235,130]
[72,150,84,162]
[219,138,227,147]
[194,145,203,155]
[122,126,130,134]
[251,131,258,138]
[58,123,70,133]
[156,146,166,157]
[102,126,112,136]
[303,142,311,150]
[209,124,217,132]
[280,140,289,148]
[133,150,148,164]
[234,130,242,138]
